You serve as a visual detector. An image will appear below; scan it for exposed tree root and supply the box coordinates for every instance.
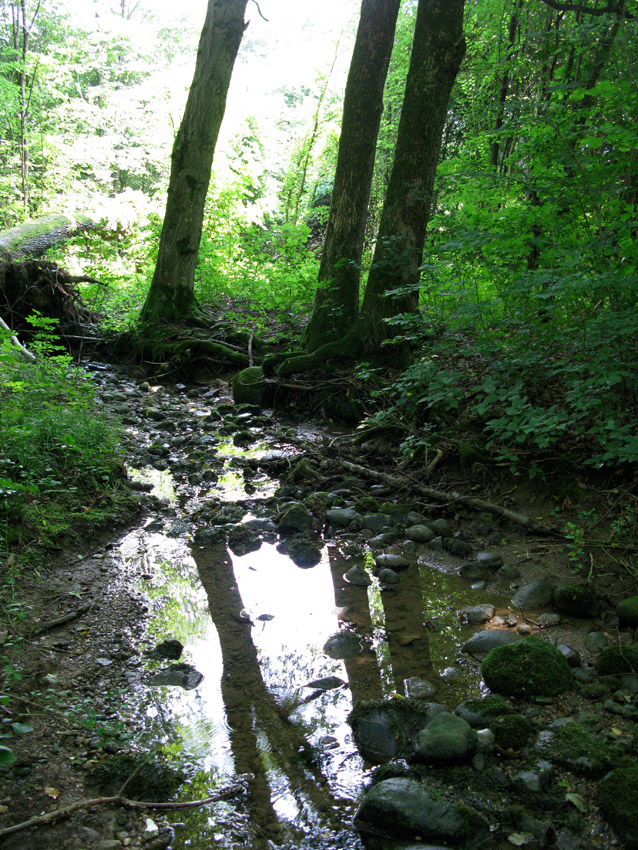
[0,259,100,348]
[265,320,366,378]
[340,459,562,535]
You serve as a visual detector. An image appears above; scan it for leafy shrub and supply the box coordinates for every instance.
[0,315,122,554]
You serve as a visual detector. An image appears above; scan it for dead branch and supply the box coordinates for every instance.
[0,316,36,361]
[0,782,244,839]
[340,459,561,536]
[539,0,634,17]
[31,603,91,636]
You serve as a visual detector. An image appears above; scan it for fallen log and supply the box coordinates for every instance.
[0,214,94,260]
[340,459,561,536]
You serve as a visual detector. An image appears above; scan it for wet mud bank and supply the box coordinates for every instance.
[2,364,638,850]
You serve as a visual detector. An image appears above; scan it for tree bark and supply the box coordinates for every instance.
[361,0,466,344]
[140,0,248,325]
[302,0,402,353]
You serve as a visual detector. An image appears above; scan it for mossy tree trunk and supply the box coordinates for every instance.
[302,0,402,353]
[272,0,466,379]
[140,0,248,325]
[361,0,466,345]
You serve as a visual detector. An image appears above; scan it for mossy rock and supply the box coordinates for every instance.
[538,721,625,777]
[354,496,379,514]
[489,714,534,750]
[455,695,516,727]
[232,366,274,406]
[288,458,321,483]
[616,595,638,628]
[86,753,184,801]
[287,537,322,568]
[348,698,434,763]
[304,491,330,518]
[594,645,638,676]
[481,637,572,697]
[552,583,599,618]
[599,764,638,847]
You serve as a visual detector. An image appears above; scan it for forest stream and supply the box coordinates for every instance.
[2,362,638,850]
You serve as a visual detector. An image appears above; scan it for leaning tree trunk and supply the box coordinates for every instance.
[361,0,466,344]
[302,0,402,353]
[140,0,248,325]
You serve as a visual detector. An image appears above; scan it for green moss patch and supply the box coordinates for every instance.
[599,765,638,847]
[552,583,599,617]
[489,714,534,750]
[538,721,626,778]
[481,637,572,697]
[594,645,638,676]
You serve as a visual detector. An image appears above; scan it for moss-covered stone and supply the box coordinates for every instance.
[277,501,314,535]
[303,491,330,518]
[594,645,638,676]
[455,695,516,727]
[616,595,638,628]
[538,721,626,777]
[354,496,379,513]
[348,698,434,763]
[232,366,273,406]
[599,764,638,847]
[552,583,599,618]
[481,637,572,697]
[489,714,534,750]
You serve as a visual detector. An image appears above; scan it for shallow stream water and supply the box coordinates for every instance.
[84,366,623,850]
[111,410,509,850]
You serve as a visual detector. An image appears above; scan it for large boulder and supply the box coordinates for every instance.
[511,578,553,609]
[354,777,489,846]
[481,636,572,697]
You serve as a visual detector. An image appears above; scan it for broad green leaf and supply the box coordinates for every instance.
[0,746,16,766]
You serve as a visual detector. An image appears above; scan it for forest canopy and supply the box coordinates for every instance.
[1,0,637,473]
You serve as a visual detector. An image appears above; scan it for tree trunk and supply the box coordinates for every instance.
[140,0,248,325]
[302,0,402,353]
[269,0,466,380]
[361,0,466,344]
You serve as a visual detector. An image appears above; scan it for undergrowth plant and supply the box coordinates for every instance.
[0,315,123,557]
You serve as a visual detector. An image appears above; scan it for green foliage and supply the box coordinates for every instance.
[0,315,122,555]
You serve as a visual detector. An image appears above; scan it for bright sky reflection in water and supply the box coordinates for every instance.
[120,528,364,846]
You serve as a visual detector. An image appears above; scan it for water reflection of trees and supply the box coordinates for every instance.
[326,546,435,699]
[193,544,349,846]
